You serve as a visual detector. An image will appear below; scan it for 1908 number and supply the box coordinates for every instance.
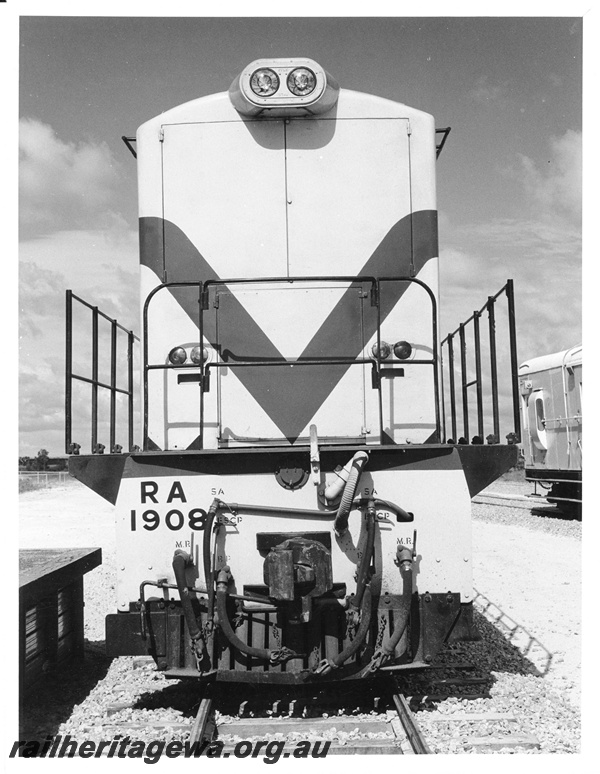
[130,508,207,531]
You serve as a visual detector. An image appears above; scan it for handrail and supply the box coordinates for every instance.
[65,290,139,454]
[142,275,439,450]
[440,279,519,444]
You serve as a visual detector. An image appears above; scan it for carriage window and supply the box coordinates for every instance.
[535,396,545,432]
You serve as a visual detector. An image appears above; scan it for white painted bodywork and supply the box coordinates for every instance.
[138,87,438,450]
[519,346,582,474]
[115,463,472,611]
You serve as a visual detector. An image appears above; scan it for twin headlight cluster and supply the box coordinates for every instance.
[250,66,317,98]
[229,58,340,117]
[168,345,209,366]
[371,340,414,361]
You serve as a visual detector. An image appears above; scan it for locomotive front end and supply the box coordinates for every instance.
[69,58,517,684]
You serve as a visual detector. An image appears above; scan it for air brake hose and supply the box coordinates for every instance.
[333,451,369,536]
[313,504,376,676]
[215,568,300,666]
[349,500,376,613]
[172,549,205,656]
[203,498,221,629]
[380,549,413,657]
[312,584,373,676]
[331,584,373,667]
[361,545,414,675]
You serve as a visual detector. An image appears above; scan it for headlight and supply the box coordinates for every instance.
[168,346,187,365]
[371,342,391,360]
[393,341,413,360]
[250,68,279,96]
[287,67,316,96]
[190,346,208,364]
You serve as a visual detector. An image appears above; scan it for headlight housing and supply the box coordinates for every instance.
[168,346,187,365]
[250,68,279,96]
[393,341,413,360]
[190,346,208,364]
[287,67,316,96]
[371,341,391,360]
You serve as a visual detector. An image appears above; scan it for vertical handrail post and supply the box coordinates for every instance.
[459,322,469,441]
[65,290,73,453]
[440,343,447,443]
[142,296,149,450]
[506,279,520,441]
[487,297,500,441]
[473,310,484,438]
[447,333,457,441]
[430,292,441,442]
[91,306,99,451]
[110,319,117,453]
[375,279,384,442]
[198,284,205,450]
[128,330,135,452]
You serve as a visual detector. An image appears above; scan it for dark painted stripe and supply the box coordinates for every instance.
[120,444,459,479]
[140,211,438,442]
[70,446,516,501]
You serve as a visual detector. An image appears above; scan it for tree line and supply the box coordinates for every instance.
[18,450,68,472]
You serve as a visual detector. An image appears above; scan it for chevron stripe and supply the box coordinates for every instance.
[140,211,438,442]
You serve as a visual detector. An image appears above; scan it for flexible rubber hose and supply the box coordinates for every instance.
[379,564,413,656]
[203,498,221,627]
[334,452,369,535]
[172,549,203,642]
[350,503,376,612]
[331,584,373,667]
[215,584,274,662]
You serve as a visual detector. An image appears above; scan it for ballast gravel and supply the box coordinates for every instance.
[19,474,582,754]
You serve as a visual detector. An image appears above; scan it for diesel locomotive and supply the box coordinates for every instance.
[68,58,518,684]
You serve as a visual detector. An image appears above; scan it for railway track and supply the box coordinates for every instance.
[473,490,552,508]
[77,658,540,756]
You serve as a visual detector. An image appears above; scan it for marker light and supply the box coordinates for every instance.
[371,342,391,360]
[287,67,316,96]
[190,346,208,364]
[168,346,187,365]
[393,341,413,360]
[250,68,280,96]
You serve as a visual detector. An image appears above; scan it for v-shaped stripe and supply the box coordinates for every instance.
[140,211,438,442]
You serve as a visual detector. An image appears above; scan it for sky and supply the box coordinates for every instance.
[10,5,586,457]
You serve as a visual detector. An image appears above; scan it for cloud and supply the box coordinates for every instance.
[440,129,582,356]
[19,229,140,456]
[468,75,508,105]
[19,118,124,235]
[516,130,582,225]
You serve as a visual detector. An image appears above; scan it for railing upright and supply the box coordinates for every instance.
[65,290,138,455]
[487,296,500,441]
[441,280,519,445]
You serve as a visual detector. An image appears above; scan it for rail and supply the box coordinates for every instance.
[142,275,439,450]
[65,290,139,454]
[440,279,520,444]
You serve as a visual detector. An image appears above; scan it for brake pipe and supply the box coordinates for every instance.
[362,544,414,675]
[215,567,301,665]
[349,500,377,614]
[172,549,206,659]
[203,498,222,630]
[312,585,373,676]
[333,451,369,535]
